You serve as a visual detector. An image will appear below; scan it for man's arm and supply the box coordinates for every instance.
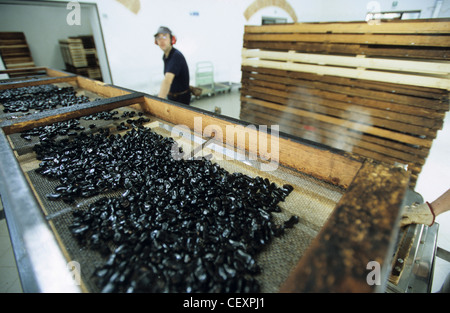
[158,72,175,99]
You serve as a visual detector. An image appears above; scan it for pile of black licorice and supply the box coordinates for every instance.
[20,110,150,142]
[33,126,299,293]
[0,85,90,113]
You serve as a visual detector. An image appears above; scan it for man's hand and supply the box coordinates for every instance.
[400,202,435,227]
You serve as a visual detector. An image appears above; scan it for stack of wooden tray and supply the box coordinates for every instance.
[0,32,35,71]
[59,36,102,81]
[241,18,450,187]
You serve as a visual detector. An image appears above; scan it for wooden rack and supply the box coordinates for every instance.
[0,32,35,72]
[241,18,450,187]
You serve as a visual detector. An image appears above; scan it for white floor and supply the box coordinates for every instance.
[0,87,448,292]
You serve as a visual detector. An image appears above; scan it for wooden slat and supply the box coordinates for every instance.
[241,82,440,135]
[243,76,446,121]
[242,59,450,90]
[243,78,443,129]
[245,19,450,34]
[240,99,430,163]
[75,75,132,98]
[0,32,26,40]
[0,32,35,71]
[244,19,450,68]
[0,67,47,75]
[240,54,443,185]
[244,33,450,47]
[244,41,450,60]
[241,94,433,145]
[241,91,432,147]
[243,49,450,75]
[241,64,447,137]
[242,65,449,102]
[241,99,429,158]
[242,85,439,137]
[240,107,423,186]
[240,95,429,186]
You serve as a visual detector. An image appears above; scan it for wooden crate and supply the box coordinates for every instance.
[241,18,450,187]
[0,68,410,293]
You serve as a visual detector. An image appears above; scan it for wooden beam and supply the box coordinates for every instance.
[141,96,363,187]
[280,159,410,292]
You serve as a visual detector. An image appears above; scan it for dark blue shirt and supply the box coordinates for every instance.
[163,48,190,94]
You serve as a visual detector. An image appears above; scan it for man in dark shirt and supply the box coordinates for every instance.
[154,26,191,105]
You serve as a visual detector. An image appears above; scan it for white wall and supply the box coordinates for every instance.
[93,0,252,94]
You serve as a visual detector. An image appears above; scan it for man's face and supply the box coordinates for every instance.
[155,33,171,52]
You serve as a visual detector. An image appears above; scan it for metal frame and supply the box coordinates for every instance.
[0,128,81,292]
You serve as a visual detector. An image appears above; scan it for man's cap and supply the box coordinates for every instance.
[154,26,173,37]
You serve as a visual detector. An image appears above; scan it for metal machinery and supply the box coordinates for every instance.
[386,190,440,293]
[194,61,231,98]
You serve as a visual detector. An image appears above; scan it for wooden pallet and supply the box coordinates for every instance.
[241,19,450,187]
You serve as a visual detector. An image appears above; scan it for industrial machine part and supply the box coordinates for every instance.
[387,223,439,293]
